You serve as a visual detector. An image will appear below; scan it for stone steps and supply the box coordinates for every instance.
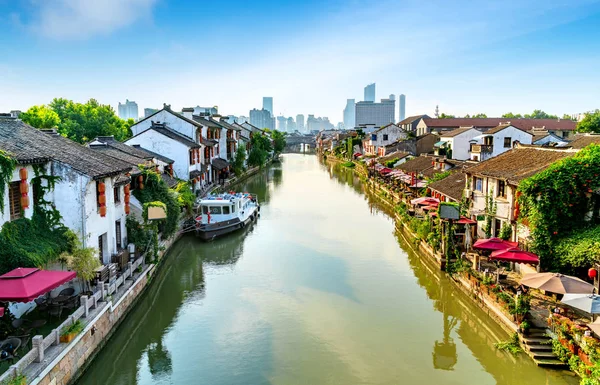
[534,358,568,368]
[518,329,566,367]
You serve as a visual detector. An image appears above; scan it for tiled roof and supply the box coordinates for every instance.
[396,155,437,178]
[374,123,400,133]
[88,143,145,167]
[485,123,532,135]
[398,115,428,125]
[92,136,154,160]
[441,127,479,138]
[568,134,600,149]
[130,145,174,164]
[0,118,131,178]
[130,122,200,149]
[427,169,468,202]
[378,151,411,164]
[193,116,221,129]
[216,118,241,131]
[465,145,575,184]
[134,105,203,129]
[212,157,229,170]
[423,118,577,132]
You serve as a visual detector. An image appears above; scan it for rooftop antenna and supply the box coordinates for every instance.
[435,105,440,118]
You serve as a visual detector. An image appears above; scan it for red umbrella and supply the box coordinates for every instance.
[0,268,77,303]
[456,217,476,225]
[410,197,440,205]
[490,248,540,265]
[422,205,438,211]
[473,237,518,251]
[379,168,392,175]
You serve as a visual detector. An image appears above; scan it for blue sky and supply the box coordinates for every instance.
[1,0,599,122]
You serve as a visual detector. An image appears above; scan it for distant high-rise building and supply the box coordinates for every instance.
[343,99,356,129]
[389,94,395,101]
[193,106,218,116]
[364,83,376,102]
[249,108,275,130]
[118,99,138,120]
[144,108,158,118]
[306,114,335,132]
[236,116,249,124]
[287,117,296,132]
[399,94,406,121]
[263,97,273,116]
[355,98,395,127]
[277,116,287,132]
[296,114,305,132]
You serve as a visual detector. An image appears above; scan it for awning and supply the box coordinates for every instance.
[473,237,518,251]
[434,141,447,148]
[212,158,229,170]
[457,217,477,225]
[353,152,362,157]
[190,170,202,179]
[490,248,539,265]
[379,168,392,175]
[410,197,440,206]
[0,268,77,303]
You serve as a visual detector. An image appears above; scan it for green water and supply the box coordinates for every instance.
[76,155,577,385]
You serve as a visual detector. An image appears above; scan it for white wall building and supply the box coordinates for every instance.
[469,124,533,162]
[435,127,482,160]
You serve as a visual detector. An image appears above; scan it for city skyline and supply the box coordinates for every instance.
[2,1,600,122]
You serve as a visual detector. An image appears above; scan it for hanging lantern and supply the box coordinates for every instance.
[98,182,106,193]
[99,205,107,217]
[19,168,28,180]
[98,194,106,205]
[20,196,29,209]
[139,183,144,190]
[589,268,597,280]
[20,181,29,194]
[138,175,143,183]
[124,185,130,195]
[125,204,130,215]
[124,195,130,204]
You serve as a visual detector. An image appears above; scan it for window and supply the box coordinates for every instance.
[494,219,502,237]
[189,149,195,165]
[231,204,235,213]
[115,220,122,249]
[114,187,121,203]
[8,181,22,221]
[497,180,506,198]
[474,177,483,192]
[562,131,569,138]
[209,206,222,215]
[223,206,230,215]
[202,206,209,214]
[371,134,377,141]
[383,134,388,141]
[503,137,512,148]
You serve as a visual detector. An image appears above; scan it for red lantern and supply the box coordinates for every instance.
[124,195,130,204]
[20,196,29,209]
[124,185,130,195]
[99,206,107,217]
[125,204,130,215]
[589,268,597,280]
[139,183,144,190]
[98,194,106,205]
[98,182,106,193]
[20,181,29,194]
[19,168,28,180]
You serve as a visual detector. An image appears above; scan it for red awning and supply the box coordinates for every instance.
[379,167,393,175]
[0,268,77,303]
[410,197,440,205]
[422,205,438,211]
[457,217,477,225]
[473,237,518,251]
[353,152,362,157]
[490,248,540,265]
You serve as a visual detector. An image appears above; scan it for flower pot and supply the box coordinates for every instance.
[60,332,77,344]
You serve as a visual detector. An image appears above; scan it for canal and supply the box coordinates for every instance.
[76,154,577,385]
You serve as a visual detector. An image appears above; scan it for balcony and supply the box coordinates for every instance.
[470,144,493,153]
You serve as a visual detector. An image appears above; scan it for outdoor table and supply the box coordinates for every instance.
[52,295,70,304]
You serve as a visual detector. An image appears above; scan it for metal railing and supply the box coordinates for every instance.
[0,255,145,383]
[470,144,493,153]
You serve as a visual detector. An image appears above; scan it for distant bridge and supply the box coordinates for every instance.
[284,134,316,153]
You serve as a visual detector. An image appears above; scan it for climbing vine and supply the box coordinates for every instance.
[0,150,17,214]
[518,144,600,270]
[483,194,497,238]
[31,164,62,226]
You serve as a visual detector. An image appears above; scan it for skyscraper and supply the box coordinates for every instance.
[118,99,138,120]
[277,116,287,132]
[343,99,356,129]
[144,108,158,118]
[263,97,273,116]
[249,108,275,130]
[389,94,395,101]
[287,117,296,132]
[296,114,305,132]
[355,98,395,127]
[399,94,406,121]
[364,83,376,102]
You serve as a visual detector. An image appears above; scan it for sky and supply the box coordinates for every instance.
[1,0,600,123]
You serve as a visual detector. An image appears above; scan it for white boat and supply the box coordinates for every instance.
[194,192,260,240]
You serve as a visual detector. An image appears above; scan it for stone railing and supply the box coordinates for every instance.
[0,256,145,383]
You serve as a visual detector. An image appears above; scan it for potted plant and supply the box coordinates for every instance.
[60,320,84,343]
[519,320,531,336]
[5,373,26,385]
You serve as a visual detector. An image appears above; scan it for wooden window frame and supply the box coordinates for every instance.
[8,181,22,221]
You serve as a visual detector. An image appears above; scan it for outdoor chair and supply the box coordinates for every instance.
[7,333,31,351]
[11,319,31,334]
[34,297,48,312]
[62,296,79,311]
[57,287,75,297]
[0,337,22,363]
[48,304,63,319]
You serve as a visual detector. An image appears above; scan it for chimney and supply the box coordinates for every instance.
[181,107,194,119]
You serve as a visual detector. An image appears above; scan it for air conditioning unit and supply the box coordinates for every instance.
[464,188,472,197]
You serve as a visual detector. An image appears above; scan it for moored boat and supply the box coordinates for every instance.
[194,192,259,240]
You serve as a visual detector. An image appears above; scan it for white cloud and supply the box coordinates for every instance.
[30,0,157,40]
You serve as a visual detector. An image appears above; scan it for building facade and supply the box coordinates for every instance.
[343,99,355,129]
[118,99,139,120]
[263,97,273,116]
[296,114,305,132]
[249,108,275,130]
[355,99,396,127]
[364,83,375,102]
[399,94,406,121]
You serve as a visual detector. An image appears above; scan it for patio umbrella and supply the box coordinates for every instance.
[473,237,518,251]
[410,197,440,205]
[562,294,600,314]
[588,318,600,336]
[520,273,594,295]
[489,248,540,265]
[422,205,438,211]
[0,268,76,303]
[457,217,476,225]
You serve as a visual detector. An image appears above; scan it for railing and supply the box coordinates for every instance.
[0,255,145,383]
[470,144,493,153]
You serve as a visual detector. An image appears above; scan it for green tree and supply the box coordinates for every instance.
[231,145,247,175]
[471,113,488,118]
[247,133,272,167]
[561,114,575,121]
[439,113,455,119]
[502,112,523,119]
[577,110,600,133]
[524,109,558,119]
[20,105,61,129]
[271,130,287,154]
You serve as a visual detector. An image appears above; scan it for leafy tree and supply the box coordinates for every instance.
[471,113,488,118]
[24,98,133,143]
[231,145,246,175]
[577,110,600,133]
[502,112,523,119]
[61,240,100,292]
[20,105,61,128]
[524,109,558,119]
[247,133,272,167]
[439,113,455,119]
[271,130,287,154]
[562,114,575,121]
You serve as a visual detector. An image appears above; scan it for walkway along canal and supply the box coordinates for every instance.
[75,155,577,385]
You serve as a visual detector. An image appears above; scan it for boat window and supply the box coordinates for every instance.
[202,206,209,214]
[209,206,222,214]
[223,206,230,214]
[239,201,241,209]
[231,205,235,213]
